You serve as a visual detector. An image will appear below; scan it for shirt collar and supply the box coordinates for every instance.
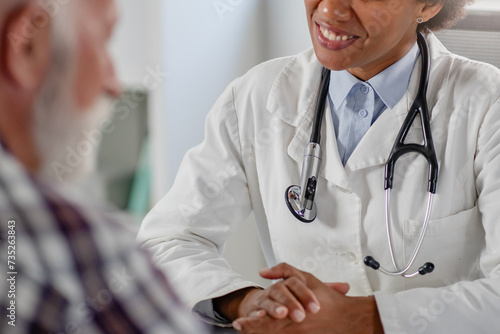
[329,70,360,110]
[329,42,420,110]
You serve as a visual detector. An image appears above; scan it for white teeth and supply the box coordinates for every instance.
[319,26,354,42]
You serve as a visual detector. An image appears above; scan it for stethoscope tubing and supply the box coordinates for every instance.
[382,191,434,277]
[310,67,331,144]
[384,33,438,195]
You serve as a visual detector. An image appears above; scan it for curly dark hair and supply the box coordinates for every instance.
[418,0,476,32]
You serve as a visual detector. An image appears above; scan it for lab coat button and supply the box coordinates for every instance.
[345,251,358,264]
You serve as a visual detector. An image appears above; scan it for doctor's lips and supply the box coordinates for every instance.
[316,23,358,49]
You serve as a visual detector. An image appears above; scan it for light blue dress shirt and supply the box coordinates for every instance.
[328,42,420,165]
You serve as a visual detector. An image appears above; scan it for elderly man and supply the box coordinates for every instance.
[0,0,207,333]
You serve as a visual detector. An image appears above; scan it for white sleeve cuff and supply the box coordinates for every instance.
[193,299,233,327]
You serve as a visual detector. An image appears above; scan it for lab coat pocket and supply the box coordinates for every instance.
[404,206,485,287]
[405,205,480,237]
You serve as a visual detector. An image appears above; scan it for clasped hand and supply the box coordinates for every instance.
[231,263,382,334]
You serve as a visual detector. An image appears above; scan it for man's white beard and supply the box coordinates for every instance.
[31,0,115,186]
[34,91,113,184]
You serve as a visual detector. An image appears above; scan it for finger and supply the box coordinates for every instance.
[267,281,308,322]
[234,315,292,334]
[233,321,243,333]
[257,297,289,319]
[260,263,323,290]
[282,276,321,315]
[260,263,321,314]
[325,282,351,295]
[248,310,266,318]
[259,263,306,281]
[233,316,266,333]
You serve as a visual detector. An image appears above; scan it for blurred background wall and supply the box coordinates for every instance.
[104,0,500,286]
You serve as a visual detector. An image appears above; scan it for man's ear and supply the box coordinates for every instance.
[420,1,445,22]
[1,2,52,91]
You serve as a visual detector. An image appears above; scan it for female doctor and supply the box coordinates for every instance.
[138,0,500,333]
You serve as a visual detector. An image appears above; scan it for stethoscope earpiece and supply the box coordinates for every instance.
[364,255,435,278]
[419,262,435,275]
[364,256,380,270]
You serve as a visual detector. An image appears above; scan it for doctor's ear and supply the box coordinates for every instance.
[1,2,52,92]
[418,0,445,23]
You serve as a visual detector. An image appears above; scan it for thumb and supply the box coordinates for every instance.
[325,282,350,295]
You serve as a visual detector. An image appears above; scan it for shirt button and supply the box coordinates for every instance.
[345,251,359,264]
[359,109,368,118]
[360,85,370,94]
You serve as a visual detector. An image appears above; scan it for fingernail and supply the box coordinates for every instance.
[233,321,242,331]
[275,306,287,315]
[249,310,266,318]
[292,310,306,322]
[308,302,320,313]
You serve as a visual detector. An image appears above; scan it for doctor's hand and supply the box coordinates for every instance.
[213,264,349,324]
[232,263,384,334]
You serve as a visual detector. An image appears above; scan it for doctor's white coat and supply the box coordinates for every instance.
[138,33,500,333]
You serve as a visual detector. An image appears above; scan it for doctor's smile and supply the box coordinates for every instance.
[316,24,358,50]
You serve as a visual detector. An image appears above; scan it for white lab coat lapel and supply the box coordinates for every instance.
[267,57,350,189]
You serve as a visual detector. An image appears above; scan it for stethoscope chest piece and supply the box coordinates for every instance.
[285,141,323,223]
[286,184,317,223]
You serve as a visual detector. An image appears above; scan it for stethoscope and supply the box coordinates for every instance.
[285,33,438,278]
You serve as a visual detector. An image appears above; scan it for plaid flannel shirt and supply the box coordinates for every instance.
[0,144,209,334]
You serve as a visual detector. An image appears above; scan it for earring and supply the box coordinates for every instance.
[416,17,424,24]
